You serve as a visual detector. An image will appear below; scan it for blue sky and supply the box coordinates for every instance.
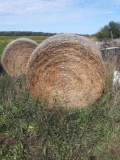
[0,0,120,34]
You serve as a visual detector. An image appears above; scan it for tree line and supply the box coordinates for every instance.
[94,21,120,39]
[0,31,56,36]
[0,31,90,37]
[1,21,119,39]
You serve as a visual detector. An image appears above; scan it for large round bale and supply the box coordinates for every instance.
[27,34,105,108]
[1,38,38,77]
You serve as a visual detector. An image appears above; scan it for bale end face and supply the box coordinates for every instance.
[1,38,38,77]
[27,34,105,108]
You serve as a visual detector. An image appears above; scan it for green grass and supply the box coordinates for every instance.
[0,42,8,59]
[0,74,119,160]
[0,37,120,160]
[0,36,49,43]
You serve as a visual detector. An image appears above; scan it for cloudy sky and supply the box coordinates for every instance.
[0,0,120,34]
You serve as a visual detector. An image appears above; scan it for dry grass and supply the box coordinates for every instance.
[27,34,105,108]
[1,38,38,77]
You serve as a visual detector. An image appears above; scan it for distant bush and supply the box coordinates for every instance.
[94,21,120,39]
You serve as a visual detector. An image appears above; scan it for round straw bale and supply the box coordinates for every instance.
[1,38,38,77]
[27,34,105,108]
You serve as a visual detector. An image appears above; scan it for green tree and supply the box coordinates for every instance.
[109,21,120,38]
[95,21,120,39]
[96,25,110,38]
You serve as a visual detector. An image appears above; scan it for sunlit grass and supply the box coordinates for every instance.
[0,36,49,44]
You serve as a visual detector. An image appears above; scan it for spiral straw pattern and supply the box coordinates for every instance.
[27,34,105,108]
[1,38,38,77]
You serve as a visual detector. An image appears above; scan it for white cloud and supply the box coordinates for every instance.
[0,0,80,14]
[114,0,120,5]
[0,0,88,25]
[0,0,118,16]
[0,0,120,34]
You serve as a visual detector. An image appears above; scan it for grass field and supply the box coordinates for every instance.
[0,36,49,59]
[0,36,49,43]
[0,36,120,160]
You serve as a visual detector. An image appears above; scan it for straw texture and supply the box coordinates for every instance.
[27,34,105,108]
[1,38,38,77]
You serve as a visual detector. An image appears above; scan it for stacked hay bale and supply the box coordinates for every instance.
[1,38,38,77]
[27,34,105,108]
